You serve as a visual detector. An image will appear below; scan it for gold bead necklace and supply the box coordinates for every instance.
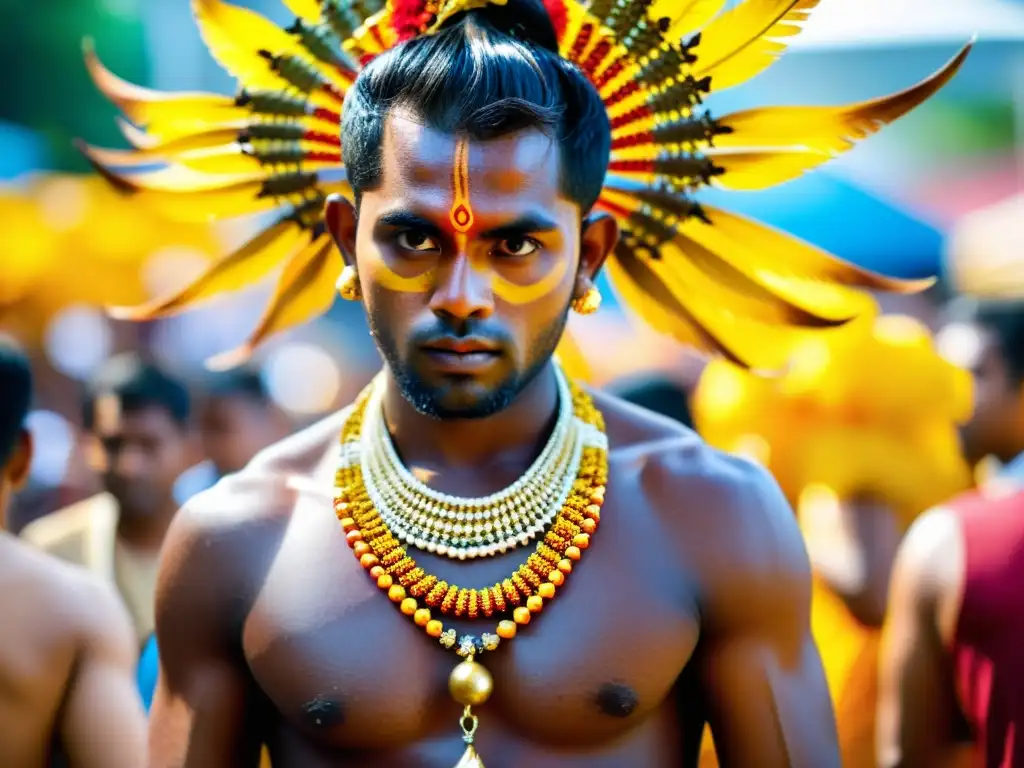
[334,373,608,766]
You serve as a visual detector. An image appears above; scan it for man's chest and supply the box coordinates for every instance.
[240,487,701,752]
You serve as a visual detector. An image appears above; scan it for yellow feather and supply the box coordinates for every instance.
[134,112,341,145]
[116,121,243,153]
[78,157,266,193]
[281,0,321,22]
[716,43,972,154]
[555,328,593,383]
[645,239,836,328]
[108,219,306,320]
[192,0,317,92]
[708,147,832,190]
[604,250,710,350]
[76,149,282,221]
[655,0,728,42]
[83,40,240,128]
[674,222,876,321]
[610,245,826,368]
[695,206,933,294]
[207,234,341,370]
[695,0,820,91]
[86,144,339,176]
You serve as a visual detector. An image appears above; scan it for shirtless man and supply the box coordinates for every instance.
[147,2,838,765]
[878,301,1024,767]
[0,339,145,767]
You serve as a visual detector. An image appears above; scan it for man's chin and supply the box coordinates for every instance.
[398,374,517,420]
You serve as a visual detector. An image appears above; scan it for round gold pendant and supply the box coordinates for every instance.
[448,657,493,707]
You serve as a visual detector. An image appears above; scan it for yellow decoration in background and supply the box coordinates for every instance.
[0,175,218,347]
[692,314,974,767]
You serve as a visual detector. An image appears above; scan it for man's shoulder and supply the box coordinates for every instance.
[184,407,350,528]
[599,387,794,547]
[0,536,130,640]
[599,389,808,623]
[164,408,350,582]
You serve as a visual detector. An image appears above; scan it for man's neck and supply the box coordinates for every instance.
[381,363,561,491]
[116,501,177,552]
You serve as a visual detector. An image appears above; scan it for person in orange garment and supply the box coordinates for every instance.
[692,314,974,767]
[0,338,146,767]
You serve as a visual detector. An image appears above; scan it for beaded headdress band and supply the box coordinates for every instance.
[78,0,970,370]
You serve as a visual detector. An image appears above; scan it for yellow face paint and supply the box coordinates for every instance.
[373,264,435,293]
[492,258,569,305]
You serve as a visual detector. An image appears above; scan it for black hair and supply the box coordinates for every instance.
[0,338,32,466]
[947,298,1024,382]
[81,354,191,430]
[342,0,611,213]
[202,369,270,404]
[609,374,694,429]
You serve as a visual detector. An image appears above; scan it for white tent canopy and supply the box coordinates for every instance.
[789,0,1024,49]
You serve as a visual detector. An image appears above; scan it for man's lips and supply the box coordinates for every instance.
[421,337,499,355]
[420,338,501,373]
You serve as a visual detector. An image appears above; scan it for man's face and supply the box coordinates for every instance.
[0,430,31,531]
[90,405,191,517]
[200,395,282,476]
[939,321,1024,465]
[341,113,590,418]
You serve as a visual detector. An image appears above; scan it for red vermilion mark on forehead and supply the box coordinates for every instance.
[449,137,475,235]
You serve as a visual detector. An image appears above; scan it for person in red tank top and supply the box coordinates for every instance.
[878,300,1024,768]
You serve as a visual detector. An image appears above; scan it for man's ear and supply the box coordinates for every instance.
[7,429,32,490]
[324,193,359,268]
[574,211,619,298]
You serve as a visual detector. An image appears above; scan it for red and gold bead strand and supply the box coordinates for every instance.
[332,376,607,651]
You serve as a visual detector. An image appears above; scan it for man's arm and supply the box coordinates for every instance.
[149,489,264,767]
[876,507,973,768]
[692,458,839,767]
[58,575,147,768]
[799,490,903,627]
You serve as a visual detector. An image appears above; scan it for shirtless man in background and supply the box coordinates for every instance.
[0,338,146,767]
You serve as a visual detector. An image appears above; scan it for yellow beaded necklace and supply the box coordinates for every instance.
[333,374,608,767]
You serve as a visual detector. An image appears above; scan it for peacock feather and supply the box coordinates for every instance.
[77,0,970,369]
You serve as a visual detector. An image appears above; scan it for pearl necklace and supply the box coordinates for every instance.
[357,367,585,559]
[334,373,608,768]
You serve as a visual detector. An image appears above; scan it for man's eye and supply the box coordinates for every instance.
[497,237,539,258]
[396,231,440,252]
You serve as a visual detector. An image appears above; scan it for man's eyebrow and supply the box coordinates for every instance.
[375,210,443,236]
[480,214,560,239]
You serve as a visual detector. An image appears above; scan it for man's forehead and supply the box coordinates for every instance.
[381,110,559,192]
[93,401,179,436]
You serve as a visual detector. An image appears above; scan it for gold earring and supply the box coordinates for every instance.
[337,265,361,301]
[571,285,601,315]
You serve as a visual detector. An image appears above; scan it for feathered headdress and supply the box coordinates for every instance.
[76,0,970,370]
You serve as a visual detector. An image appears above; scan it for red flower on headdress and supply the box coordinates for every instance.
[389,0,568,43]
[389,0,434,42]
[541,0,568,41]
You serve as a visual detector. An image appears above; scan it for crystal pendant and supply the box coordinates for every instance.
[454,744,486,768]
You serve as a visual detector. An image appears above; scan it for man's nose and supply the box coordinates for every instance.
[428,251,494,323]
[112,447,146,478]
